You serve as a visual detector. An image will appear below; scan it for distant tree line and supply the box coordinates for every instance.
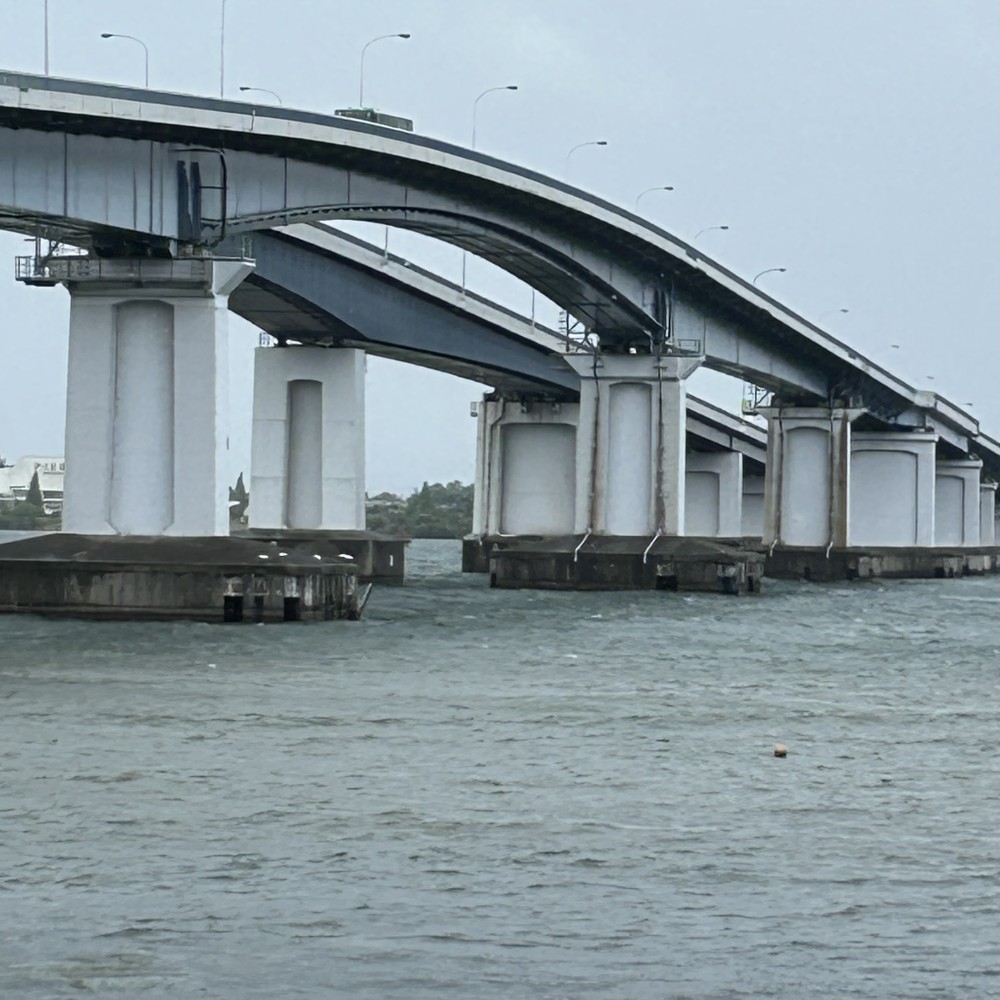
[0,473,473,537]
[366,481,474,538]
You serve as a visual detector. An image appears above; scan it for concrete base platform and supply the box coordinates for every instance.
[766,546,1000,582]
[485,535,765,594]
[462,535,492,574]
[235,529,408,584]
[0,534,361,622]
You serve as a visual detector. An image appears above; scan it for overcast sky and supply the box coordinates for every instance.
[1,0,997,494]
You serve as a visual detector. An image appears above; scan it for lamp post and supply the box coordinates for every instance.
[634,185,674,211]
[752,267,786,285]
[239,86,282,105]
[693,225,729,239]
[220,0,226,97]
[565,140,607,180]
[471,85,517,149]
[42,0,49,75]
[100,33,149,87]
[359,33,410,107]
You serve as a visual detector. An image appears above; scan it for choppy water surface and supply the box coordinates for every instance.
[1,540,997,999]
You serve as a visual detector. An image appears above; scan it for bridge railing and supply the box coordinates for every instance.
[14,255,250,287]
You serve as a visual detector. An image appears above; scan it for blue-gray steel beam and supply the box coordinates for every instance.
[237,230,580,396]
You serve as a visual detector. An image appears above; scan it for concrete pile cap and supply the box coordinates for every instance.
[489,534,764,563]
[0,534,357,573]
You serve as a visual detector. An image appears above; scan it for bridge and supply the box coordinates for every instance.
[1,70,997,592]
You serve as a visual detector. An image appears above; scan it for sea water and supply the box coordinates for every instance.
[1,540,997,998]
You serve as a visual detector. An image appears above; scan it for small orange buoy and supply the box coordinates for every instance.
[774,743,788,758]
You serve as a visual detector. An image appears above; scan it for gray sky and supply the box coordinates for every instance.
[1,0,997,494]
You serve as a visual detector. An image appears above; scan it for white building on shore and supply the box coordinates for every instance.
[0,456,65,514]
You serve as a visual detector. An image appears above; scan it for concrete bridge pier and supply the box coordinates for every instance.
[248,346,366,531]
[471,396,578,540]
[849,431,938,547]
[62,257,253,536]
[566,353,703,539]
[980,483,998,546]
[741,473,766,537]
[685,451,743,538]
[0,257,366,621]
[469,352,764,591]
[935,459,983,547]
[762,408,997,578]
[761,405,859,552]
[245,345,405,584]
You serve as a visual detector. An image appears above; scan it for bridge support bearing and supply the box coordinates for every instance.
[849,431,938,547]
[62,258,253,536]
[981,483,998,546]
[935,459,983,547]
[248,346,366,531]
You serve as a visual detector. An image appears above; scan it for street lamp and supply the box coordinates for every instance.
[471,85,517,149]
[42,0,49,75]
[752,267,786,285]
[634,185,674,211]
[219,0,226,97]
[100,32,149,88]
[359,33,410,107]
[240,86,282,105]
[693,225,729,239]
[566,140,607,179]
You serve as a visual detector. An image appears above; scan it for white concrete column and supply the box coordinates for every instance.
[685,451,743,537]
[567,353,702,537]
[980,484,997,547]
[110,300,175,534]
[470,400,489,536]
[286,380,324,529]
[62,258,251,536]
[249,346,366,530]
[935,459,982,547]
[849,431,938,547]
[475,397,578,536]
[761,406,859,548]
[741,473,765,537]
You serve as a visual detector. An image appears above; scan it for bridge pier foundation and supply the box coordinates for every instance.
[61,257,252,536]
